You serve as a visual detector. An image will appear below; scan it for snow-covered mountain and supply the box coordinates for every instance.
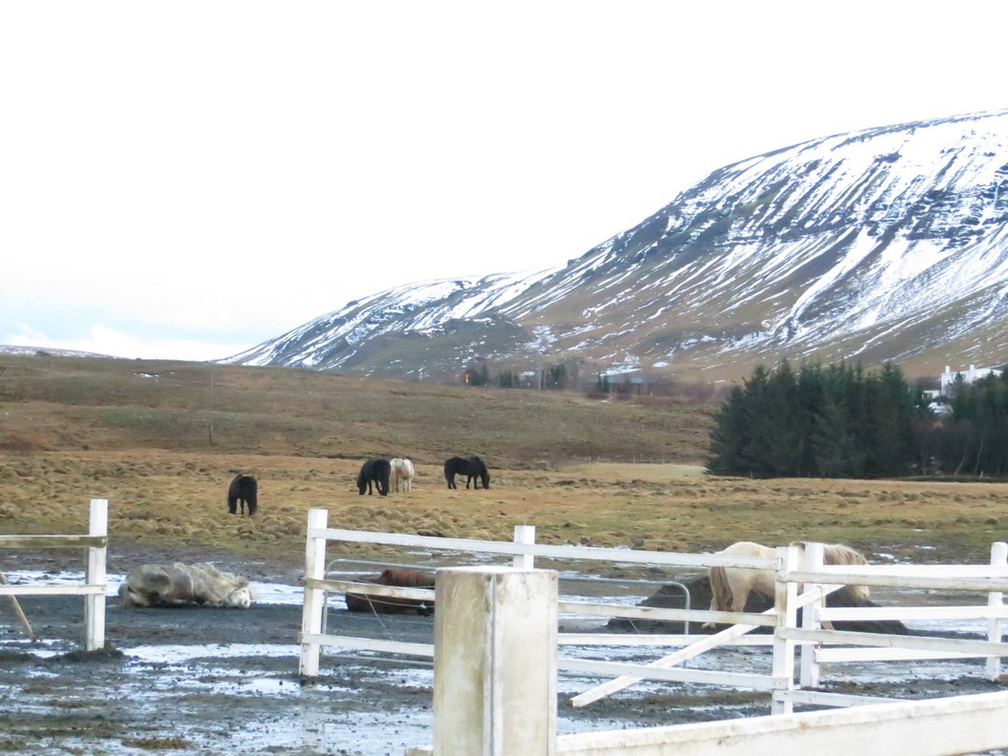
[226,110,1008,383]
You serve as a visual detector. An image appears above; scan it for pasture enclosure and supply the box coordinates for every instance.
[298,511,1008,753]
[0,498,108,650]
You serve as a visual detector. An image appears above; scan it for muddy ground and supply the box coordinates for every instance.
[1,542,1006,756]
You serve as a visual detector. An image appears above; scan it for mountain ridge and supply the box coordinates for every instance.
[226,109,1008,383]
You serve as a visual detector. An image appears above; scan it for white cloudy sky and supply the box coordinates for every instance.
[2,1,1005,361]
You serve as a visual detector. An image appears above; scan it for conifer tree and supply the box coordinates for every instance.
[708,359,923,478]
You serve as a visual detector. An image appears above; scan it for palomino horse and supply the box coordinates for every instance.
[704,540,869,629]
[389,458,415,492]
[119,563,254,609]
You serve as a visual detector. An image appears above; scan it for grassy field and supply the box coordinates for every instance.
[1,352,1007,569]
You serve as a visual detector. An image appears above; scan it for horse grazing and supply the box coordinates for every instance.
[389,458,415,492]
[227,474,258,516]
[444,455,490,489]
[704,540,869,630]
[119,562,254,609]
[345,567,435,615]
[357,458,391,496]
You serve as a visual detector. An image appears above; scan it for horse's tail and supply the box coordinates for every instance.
[708,566,733,612]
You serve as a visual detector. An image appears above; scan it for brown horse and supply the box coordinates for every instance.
[704,541,869,629]
[344,567,434,615]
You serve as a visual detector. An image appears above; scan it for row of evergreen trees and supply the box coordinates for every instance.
[707,360,1008,478]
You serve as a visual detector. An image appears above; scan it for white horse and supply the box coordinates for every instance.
[119,563,254,609]
[704,540,869,629]
[389,458,415,492]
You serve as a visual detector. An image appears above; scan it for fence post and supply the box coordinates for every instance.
[800,541,824,689]
[512,525,536,568]
[772,544,800,714]
[432,567,557,755]
[84,498,108,651]
[987,541,1007,681]
[299,507,328,677]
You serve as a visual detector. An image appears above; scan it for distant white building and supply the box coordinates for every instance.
[939,364,1004,396]
[922,364,1004,414]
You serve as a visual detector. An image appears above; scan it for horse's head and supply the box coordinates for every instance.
[475,459,490,488]
[224,585,253,609]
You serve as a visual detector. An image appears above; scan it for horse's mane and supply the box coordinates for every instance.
[789,541,868,566]
[822,544,867,566]
[790,541,870,601]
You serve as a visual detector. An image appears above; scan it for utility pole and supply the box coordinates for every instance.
[208,366,215,446]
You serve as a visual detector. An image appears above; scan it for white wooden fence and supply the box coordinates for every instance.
[300,510,1008,700]
[0,498,108,651]
[298,507,766,678]
[297,509,1008,753]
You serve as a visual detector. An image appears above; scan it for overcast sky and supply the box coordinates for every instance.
[2,2,1005,361]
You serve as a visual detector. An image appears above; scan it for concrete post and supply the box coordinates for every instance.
[433,566,557,756]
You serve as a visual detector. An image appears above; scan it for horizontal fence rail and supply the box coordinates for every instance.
[313,525,773,570]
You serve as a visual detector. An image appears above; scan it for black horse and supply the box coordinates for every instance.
[357,459,391,496]
[227,474,258,516]
[444,456,490,490]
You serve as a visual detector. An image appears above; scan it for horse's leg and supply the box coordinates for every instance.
[702,597,721,631]
[730,588,749,613]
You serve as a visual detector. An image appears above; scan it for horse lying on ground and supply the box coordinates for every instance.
[444,455,490,489]
[389,458,415,492]
[227,474,258,516]
[704,540,869,630]
[119,563,254,609]
[344,567,434,615]
[357,459,391,496]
